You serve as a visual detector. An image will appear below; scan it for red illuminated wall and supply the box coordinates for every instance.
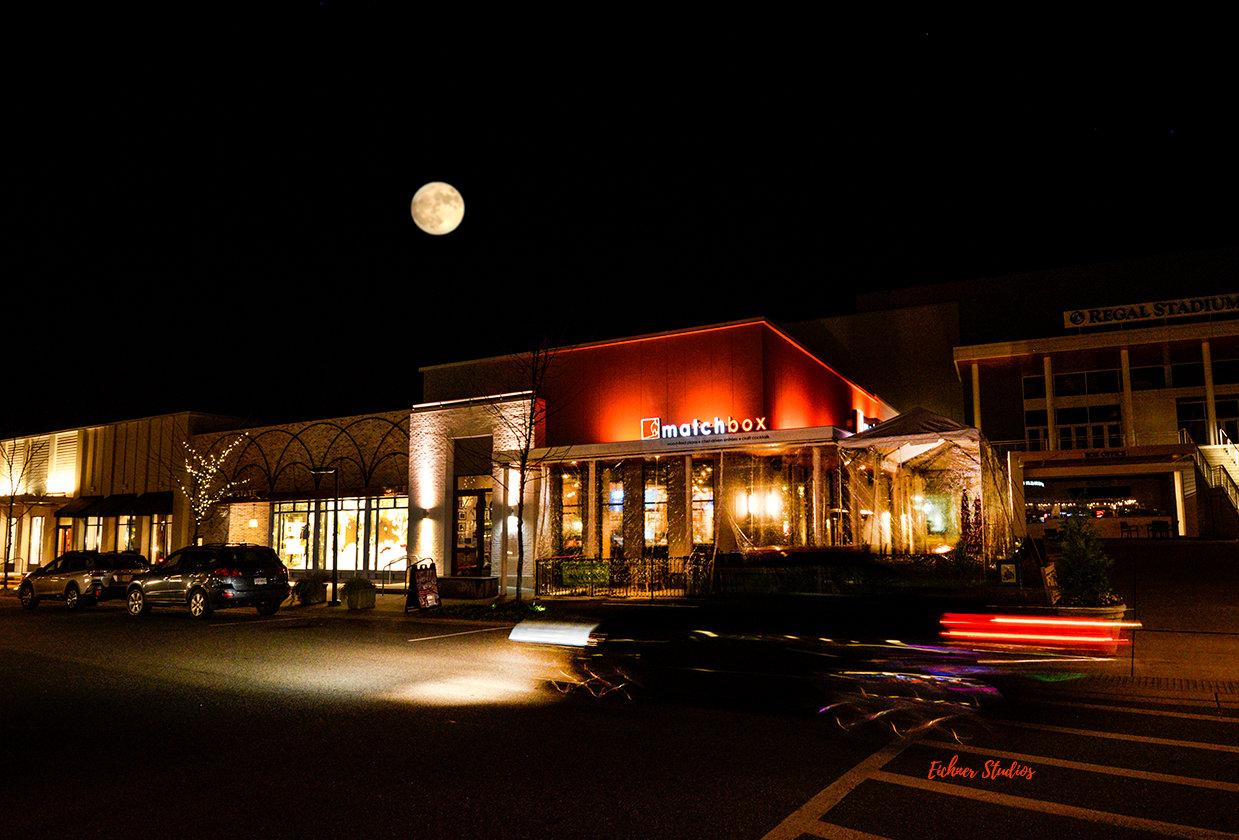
[537,321,884,446]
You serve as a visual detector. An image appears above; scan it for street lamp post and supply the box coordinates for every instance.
[311,466,340,606]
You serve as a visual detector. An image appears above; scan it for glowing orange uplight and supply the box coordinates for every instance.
[939,613,1140,648]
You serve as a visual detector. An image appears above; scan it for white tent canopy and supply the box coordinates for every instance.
[838,407,1011,561]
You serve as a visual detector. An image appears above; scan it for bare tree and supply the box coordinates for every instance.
[483,340,574,603]
[1,434,49,588]
[173,436,247,543]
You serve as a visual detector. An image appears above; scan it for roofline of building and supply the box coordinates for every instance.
[954,317,1239,366]
[419,317,889,406]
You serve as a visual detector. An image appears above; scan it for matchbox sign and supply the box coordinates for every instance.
[641,415,768,441]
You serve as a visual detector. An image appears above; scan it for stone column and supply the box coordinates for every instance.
[1044,356,1058,451]
[1204,340,1218,445]
[1120,347,1136,446]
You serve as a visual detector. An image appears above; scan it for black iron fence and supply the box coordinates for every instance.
[535,555,713,599]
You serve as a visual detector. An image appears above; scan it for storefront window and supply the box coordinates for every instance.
[727,453,813,548]
[600,463,624,560]
[150,514,171,563]
[83,517,101,551]
[116,515,137,553]
[644,461,669,552]
[560,466,585,554]
[691,459,715,547]
[274,501,311,568]
[272,496,408,573]
[28,516,44,566]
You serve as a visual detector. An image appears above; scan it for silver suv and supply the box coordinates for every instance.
[18,551,150,611]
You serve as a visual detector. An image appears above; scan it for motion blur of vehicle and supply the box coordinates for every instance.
[18,551,149,611]
[511,548,1137,739]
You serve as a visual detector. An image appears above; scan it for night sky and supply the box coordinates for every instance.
[7,19,1236,437]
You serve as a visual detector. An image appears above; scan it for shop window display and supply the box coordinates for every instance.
[272,496,408,573]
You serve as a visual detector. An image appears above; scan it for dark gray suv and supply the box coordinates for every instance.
[125,544,290,619]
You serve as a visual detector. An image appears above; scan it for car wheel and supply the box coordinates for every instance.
[256,601,281,616]
[188,588,213,619]
[18,584,39,610]
[65,584,82,611]
[127,587,151,616]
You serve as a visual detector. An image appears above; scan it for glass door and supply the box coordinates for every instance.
[452,490,493,576]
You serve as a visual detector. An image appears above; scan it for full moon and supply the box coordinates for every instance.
[410,182,464,235]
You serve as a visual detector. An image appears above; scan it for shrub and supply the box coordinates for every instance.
[292,572,330,605]
[339,577,377,598]
[1055,518,1122,606]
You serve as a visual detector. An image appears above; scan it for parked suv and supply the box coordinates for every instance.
[125,544,290,619]
[18,550,150,611]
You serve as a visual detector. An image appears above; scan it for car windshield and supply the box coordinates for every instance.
[217,548,280,569]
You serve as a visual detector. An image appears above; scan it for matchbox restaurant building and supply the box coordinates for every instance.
[410,320,923,597]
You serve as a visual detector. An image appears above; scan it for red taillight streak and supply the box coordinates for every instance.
[942,629,1127,646]
[213,568,243,577]
[939,613,1137,647]
[988,616,1142,629]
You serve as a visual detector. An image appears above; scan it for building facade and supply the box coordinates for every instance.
[955,294,1239,539]
[410,319,920,596]
[1,412,244,578]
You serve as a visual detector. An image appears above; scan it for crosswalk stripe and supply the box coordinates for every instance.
[873,771,1239,840]
[1000,719,1239,753]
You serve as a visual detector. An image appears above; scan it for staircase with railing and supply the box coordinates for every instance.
[1192,428,1239,532]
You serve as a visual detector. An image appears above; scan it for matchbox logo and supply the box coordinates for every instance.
[640,415,767,441]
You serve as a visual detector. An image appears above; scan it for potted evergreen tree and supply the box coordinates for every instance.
[1053,518,1125,617]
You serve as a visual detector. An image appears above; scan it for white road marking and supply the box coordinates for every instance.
[406,626,511,643]
[760,741,906,840]
[1000,719,1239,753]
[919,739,1239,793]
[1030,697,1239,723]
[872,770,1239,840]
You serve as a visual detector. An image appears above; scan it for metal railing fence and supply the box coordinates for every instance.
[535,555,713,599]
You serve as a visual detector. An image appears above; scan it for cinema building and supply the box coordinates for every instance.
[955,294,1239,540]
[409,319,1015,598]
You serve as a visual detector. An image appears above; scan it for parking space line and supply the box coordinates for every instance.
[871,770,1239,840]
[1000,720,1239,753]
[919,739,1239,793]
[406,626,511,643]
[1029,697,1239,723]
[760,740,906,840]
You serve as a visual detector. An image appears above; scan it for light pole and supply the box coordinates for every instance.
[310,466,340,606]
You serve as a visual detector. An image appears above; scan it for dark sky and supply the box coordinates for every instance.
[7,19,1236,436]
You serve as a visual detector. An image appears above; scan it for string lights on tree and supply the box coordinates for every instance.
[174,437,246,542]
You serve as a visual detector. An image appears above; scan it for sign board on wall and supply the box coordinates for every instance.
[1063,294,1239,329]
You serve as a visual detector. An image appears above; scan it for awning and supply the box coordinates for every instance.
[133,491,174,515]
[87,494,139,516]
[53,496,103,518]
[52,492,174,518]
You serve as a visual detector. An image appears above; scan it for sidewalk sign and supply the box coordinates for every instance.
[405,558,441,612]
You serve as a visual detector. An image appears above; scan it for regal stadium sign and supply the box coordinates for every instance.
[1064,294,1239,329]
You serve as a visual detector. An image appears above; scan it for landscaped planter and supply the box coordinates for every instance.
[341,577,378,610]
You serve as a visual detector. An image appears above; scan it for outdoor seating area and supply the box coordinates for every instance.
[1033,516,1175,540]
